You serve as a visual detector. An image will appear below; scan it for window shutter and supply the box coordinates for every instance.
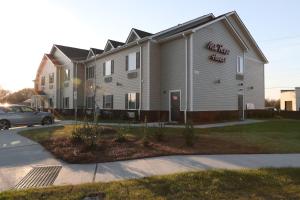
[111,60,114,74]
[136,52,140,69]
[103,95,105,109]
[103,63,106,76]
[111,95,114,109]
[125,55,129,71]
[125,94,128,109]
[136,92,140,109]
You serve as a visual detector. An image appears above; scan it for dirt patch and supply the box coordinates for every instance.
[41,134,263,164]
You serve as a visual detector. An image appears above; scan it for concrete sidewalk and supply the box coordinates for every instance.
[58,119,263,128]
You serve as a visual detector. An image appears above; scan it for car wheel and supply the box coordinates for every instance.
[42,117,52,126]
[0,120,10,130]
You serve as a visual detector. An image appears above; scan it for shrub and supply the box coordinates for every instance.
[115,127,127,143]
[153,122,165,142]
[142,117,151,146]
[182,121,195,147]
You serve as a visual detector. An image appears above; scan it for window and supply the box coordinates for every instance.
[125,93,140,110]
[64,97,69,109]
[41,76,45,86]
[64,69,70,81]
[86,96,94,109]
[237,56,244,74]
[49,73,54,84]
[103,95,113,109]
[126,52,140,71]
[21,106,35,112]
[86,66,95,79]
[103,60,114,76]
[49,98,53,108]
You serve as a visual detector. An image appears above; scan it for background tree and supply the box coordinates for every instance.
[265,99,280,110]
[1,88,35,104]
[0,86,10,103]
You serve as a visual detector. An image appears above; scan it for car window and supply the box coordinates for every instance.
[21,106,35,112]
[9,106,22,113]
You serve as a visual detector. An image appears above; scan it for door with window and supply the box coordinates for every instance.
[238,94,244,120]
[285,101,293,111]
[170,91,181,122]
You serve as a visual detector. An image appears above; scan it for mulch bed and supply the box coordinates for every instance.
[41,134,263,164]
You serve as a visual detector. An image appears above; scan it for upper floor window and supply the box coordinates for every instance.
[64,69,70,81]
[237,56,244,74]
[103,95,113,109]
[49,73,54,84]
[41,76,45,86]
[103,60,114,76]
[126,52,140,71]
[86,66,95,79]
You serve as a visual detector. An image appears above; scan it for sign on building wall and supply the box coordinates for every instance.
[206,41,230,63]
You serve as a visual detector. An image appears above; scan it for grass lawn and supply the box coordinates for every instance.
[1,168,300,200]
[19,119,300,163]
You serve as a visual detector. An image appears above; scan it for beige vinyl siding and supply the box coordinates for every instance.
[160,38,186,111]
[280,91,296,111]
[149,42,161,110]
[244,58,265,109]
[74,63,85,108]
[93,44,148,110]
[227,15,263,62]
[296,88,300,111]
[192,20,244,111]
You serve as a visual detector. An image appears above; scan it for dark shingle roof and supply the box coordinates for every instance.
[108,40,125,48]
[90,48,104,55]
[55,44,89,61]
[133,28,153,38]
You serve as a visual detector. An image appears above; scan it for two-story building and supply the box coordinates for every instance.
[33,11,268,123]
[280,88,300,111]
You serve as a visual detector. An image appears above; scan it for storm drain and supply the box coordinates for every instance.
[15,165,62,189]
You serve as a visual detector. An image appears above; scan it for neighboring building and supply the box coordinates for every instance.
[280,88,300,111]
[33,11,268,122]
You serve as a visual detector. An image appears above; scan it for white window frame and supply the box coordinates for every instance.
[237,56,244,74]
[86,66,95,80]
[105,60,112,76]
[64,69,71,81]
[128,52,137,71]
[86,96,94,109]
[49,73,54,84]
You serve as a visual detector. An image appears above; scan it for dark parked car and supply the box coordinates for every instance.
[0,104,54,130]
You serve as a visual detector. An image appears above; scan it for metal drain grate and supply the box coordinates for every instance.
[15,165,62,189]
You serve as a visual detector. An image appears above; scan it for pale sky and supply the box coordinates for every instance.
[0,0,299,99]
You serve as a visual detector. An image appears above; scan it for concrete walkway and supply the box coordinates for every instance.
[58,119,263,128]
[1,121,300,192]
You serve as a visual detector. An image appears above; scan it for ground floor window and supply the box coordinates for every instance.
[86,96,94,109]
[125,92,140,110]
[103,95,113,109]
[64,97,69,109]
[48,98,53,108]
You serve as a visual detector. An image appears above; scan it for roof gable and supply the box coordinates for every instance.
[87,48,104,59]
[104,40,125,52]
[53,44,89,61]
[126,28,153,44]
[225,11,268,63]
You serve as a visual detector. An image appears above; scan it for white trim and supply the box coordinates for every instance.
[184,35,188,124]
[169,90,182,122]
[147,41,151,110]
[189,33,194,111]
[104,40,115,52]
[125,29,141,44]
[52,45,72,63]
[139,45,142,116]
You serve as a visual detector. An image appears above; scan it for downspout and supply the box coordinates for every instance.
[75,62,78,122]
[137,41,142,120]
[242,50,245,121]
[183,33,188,124]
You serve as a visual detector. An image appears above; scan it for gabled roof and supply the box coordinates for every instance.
[54,44,89,61]
[90,48,104,55]
[126,28,153,44]
[104,40,125,52]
